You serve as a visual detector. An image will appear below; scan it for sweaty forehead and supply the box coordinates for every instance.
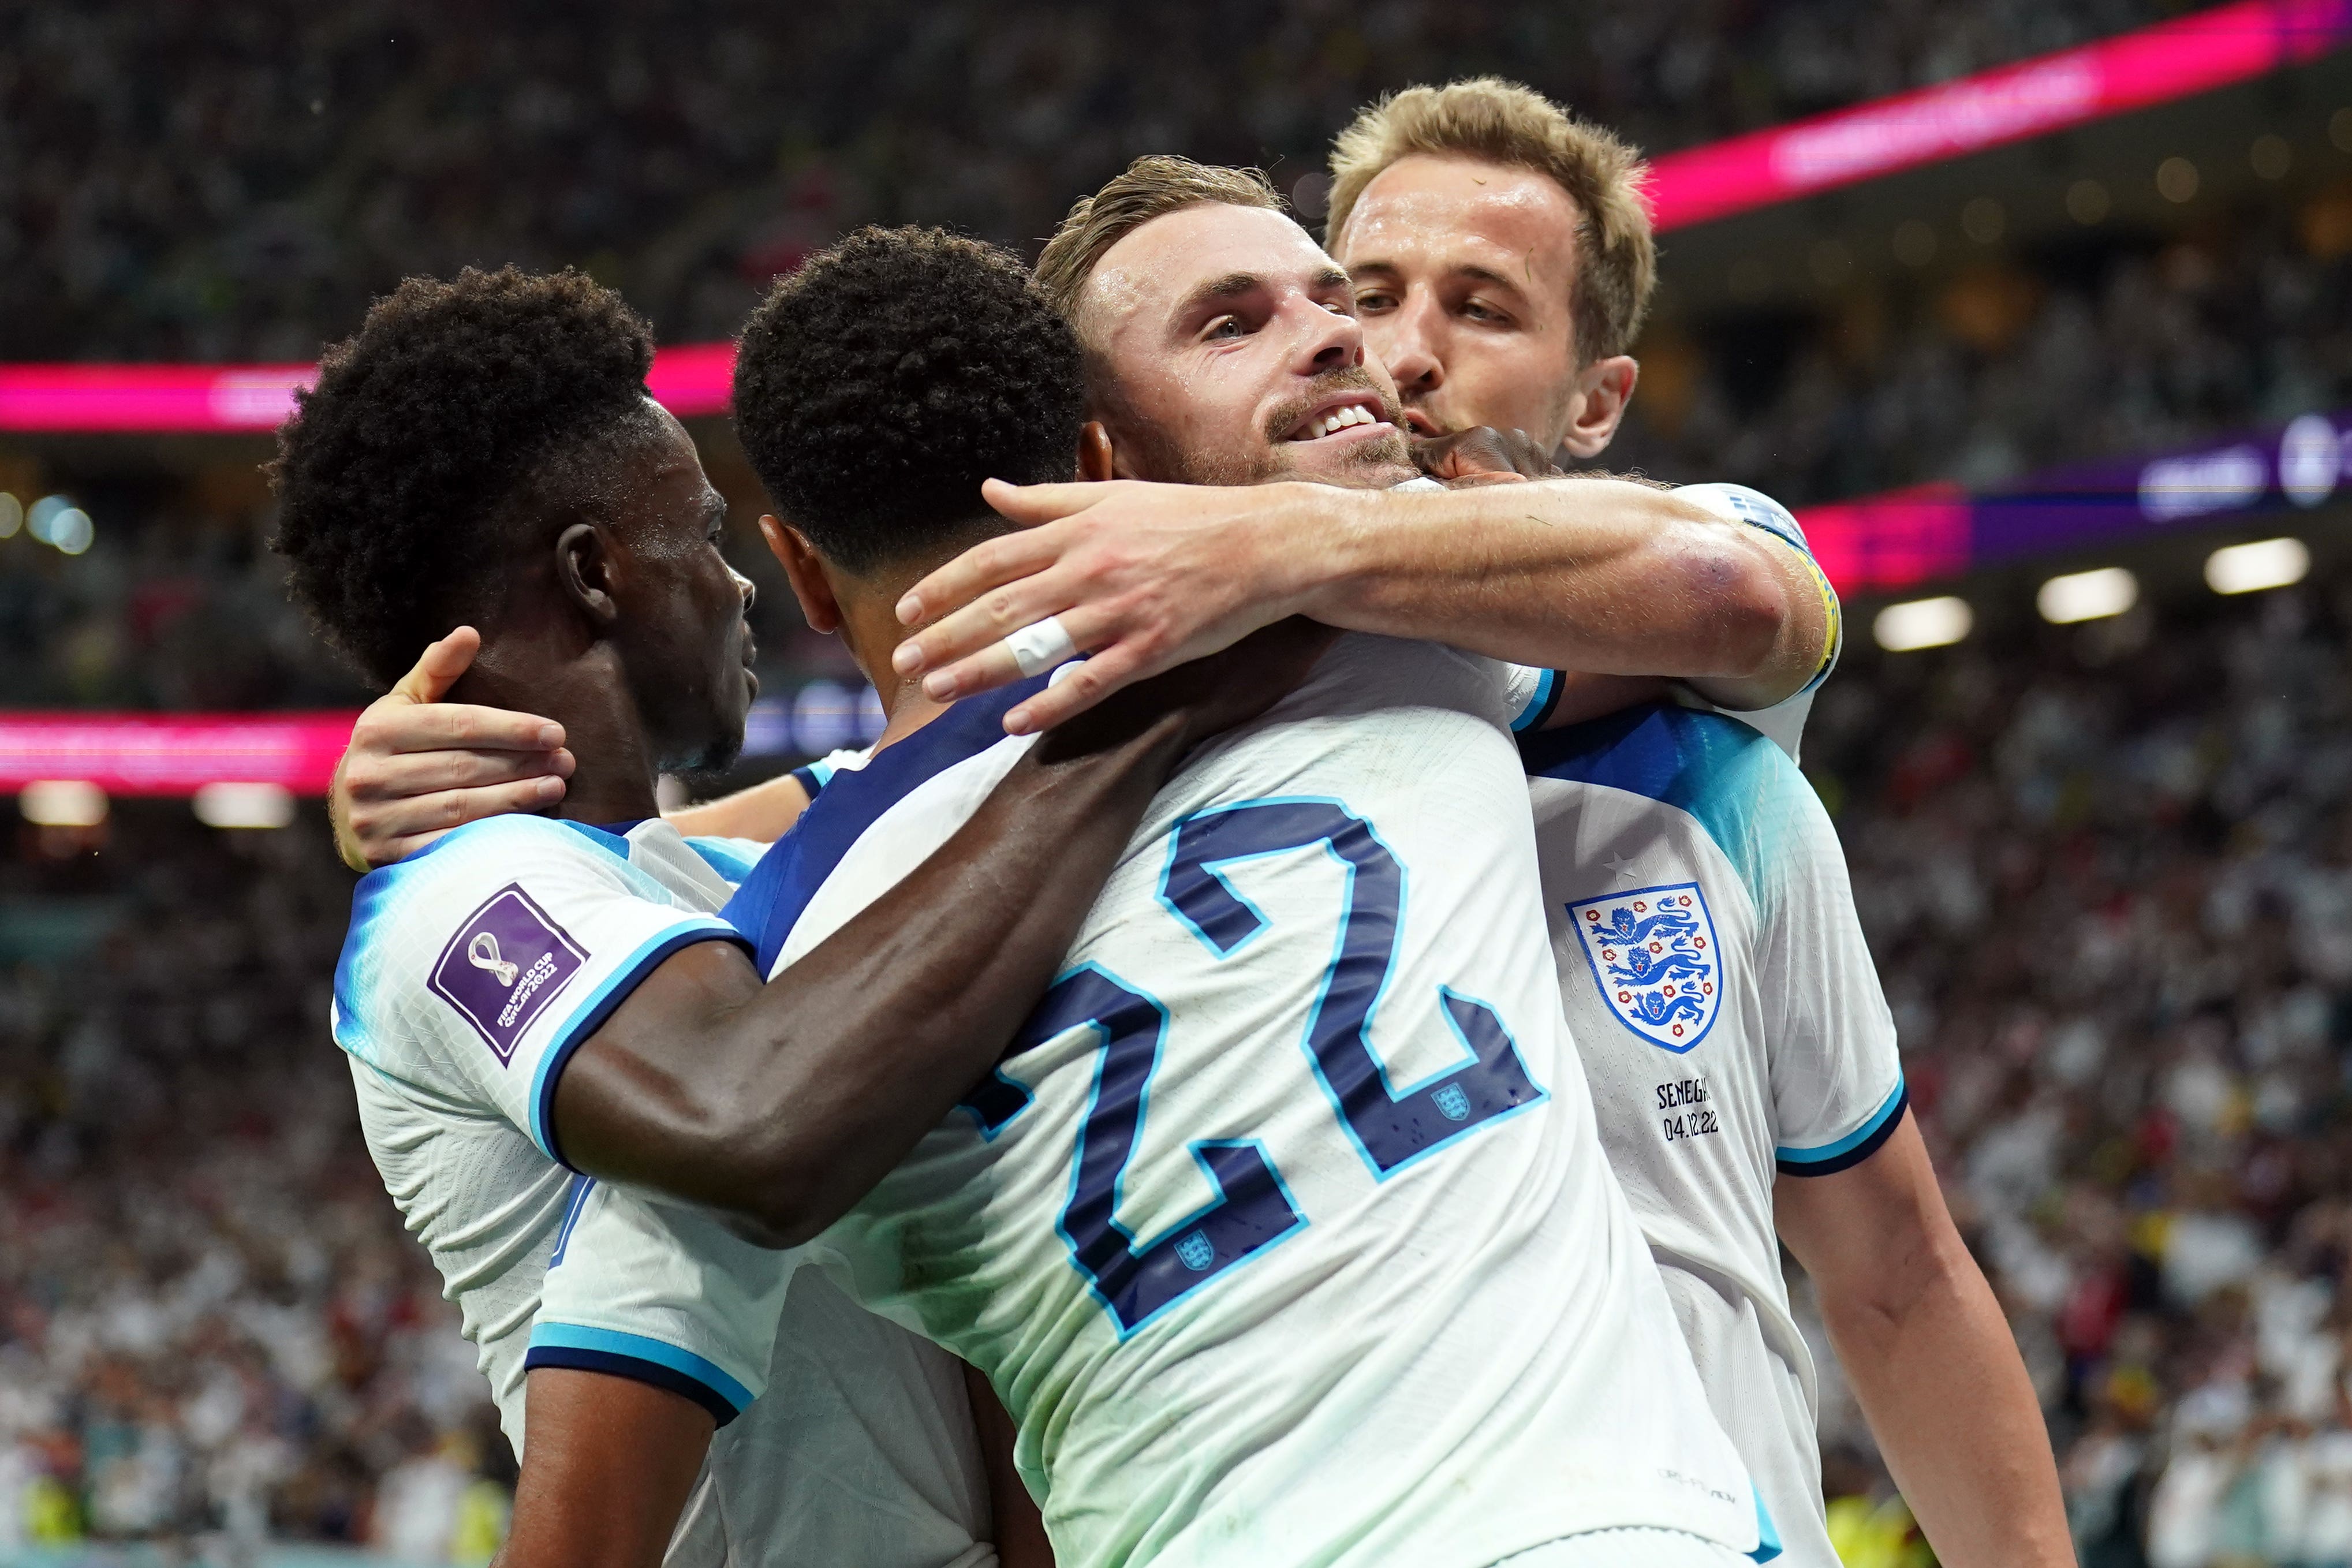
[1082,202,1336,337]
[1339,155,1581,290]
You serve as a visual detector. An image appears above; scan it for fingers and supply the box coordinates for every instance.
[895,528,1065,630]
[343,777,573,869]
[918,603,1119,703]
[352,699,568,759]
[1003,642,1156,736]
[390,627,483,705]
[347,745,576,802]
[978,477,1117,531]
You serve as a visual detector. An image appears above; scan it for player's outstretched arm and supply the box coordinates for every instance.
[496,1368,715,1568]
[554,621,1334,1246]
[1775,1116,2076,1568]
[888,473,1827,735]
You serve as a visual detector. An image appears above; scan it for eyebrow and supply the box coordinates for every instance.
[1175,266,1355,320]
[1350,259,1533,300]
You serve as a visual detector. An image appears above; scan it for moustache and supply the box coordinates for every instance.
[1261,368,1402,445]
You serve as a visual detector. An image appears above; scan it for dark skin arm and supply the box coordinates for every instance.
[552,621,1334,1247]
[495,1369,713,1568]
[967,1363,1054,1568]
[496,1361,1057,1568]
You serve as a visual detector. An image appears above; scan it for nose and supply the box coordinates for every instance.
[1291,294,1368,379]
[730,563,756,614]
[1373,291,1444,398]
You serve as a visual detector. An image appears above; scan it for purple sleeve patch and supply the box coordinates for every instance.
[428,884,589,1064]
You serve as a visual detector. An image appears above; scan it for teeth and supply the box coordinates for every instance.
[1306,404,1378,439]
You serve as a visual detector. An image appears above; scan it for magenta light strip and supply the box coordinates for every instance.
[6,0,2347,434]
[1644,0,2352,229]
[0,711,360,794]
[0,346,735,433]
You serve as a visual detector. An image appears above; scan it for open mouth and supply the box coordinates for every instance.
[1284,393,1395,443]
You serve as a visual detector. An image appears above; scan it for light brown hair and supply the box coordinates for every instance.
[1035,155,1286,336]
[1326,78,1656,363]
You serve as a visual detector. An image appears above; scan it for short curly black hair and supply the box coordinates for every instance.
[269,266,664,687]
[733,227,1082,574]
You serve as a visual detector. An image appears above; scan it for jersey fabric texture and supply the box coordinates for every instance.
[1671,483,1841,763]
[718,634,1767,1568]
[330,815,994,1568]
[1518,699,1902,1568]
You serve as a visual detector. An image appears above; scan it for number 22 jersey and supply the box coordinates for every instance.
[722,633,1769,1568]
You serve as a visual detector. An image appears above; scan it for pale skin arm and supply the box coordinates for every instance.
[891,476,1828,736]
[1774,1115,2075,1568]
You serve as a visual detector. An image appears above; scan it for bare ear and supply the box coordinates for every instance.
[1559,355,1638,462]
[554,521,621,628]
[1078,421,1117,483]
[761,514,843,636]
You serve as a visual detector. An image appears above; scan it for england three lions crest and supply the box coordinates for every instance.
[1569,882,1721,1053]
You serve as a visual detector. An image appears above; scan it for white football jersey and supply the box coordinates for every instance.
[1517,698,1899,1568]
[330,815,994,1568]
[718,634,1768,1568]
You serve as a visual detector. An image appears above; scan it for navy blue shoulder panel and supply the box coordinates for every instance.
[720,675,1048,975]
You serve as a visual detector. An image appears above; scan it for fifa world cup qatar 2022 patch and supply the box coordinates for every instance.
[430,884,588,1063]
[1568,882,1722,1053]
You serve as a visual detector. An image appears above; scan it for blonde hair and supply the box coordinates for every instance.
[1035,155,1285,332]
[1326,78,1656,362]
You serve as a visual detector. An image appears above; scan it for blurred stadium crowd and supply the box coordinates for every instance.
[0,812,513,1562]
[3,0,2172,363]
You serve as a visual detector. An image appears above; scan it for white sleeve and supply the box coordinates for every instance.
[527,1178,797,1426]
[1756,771,1905,1177]
[331,815,749,1166]
[1673,481,1843,763]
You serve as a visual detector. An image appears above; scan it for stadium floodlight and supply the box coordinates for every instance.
[2037,567,2138,624]
[0,493,19,537]
[25,494,70,543]
[1873,596,1973,651]
[46,507,92,555]
[20,780,107,827]
[193,782,296,830]
[2204,537,2309,595]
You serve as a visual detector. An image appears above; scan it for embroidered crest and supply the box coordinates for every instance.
[1432,1083,1471,1122]
[1568,882,1721,1054]
[1174,1230,1215,1272]
[430,884,589,1063]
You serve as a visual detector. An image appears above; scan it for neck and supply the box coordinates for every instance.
[825,528,1010,751]
[451,635,665,826]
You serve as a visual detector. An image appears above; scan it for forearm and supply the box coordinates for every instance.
[664,771,811,842]
[498,1369,712,1568]
[1293,479,1825,708]
[1820,1231,2073,1566]
[561,704,1189,1242]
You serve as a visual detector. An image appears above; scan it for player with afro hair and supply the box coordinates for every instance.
[271,264,673,688]
[732,226,1085,576]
